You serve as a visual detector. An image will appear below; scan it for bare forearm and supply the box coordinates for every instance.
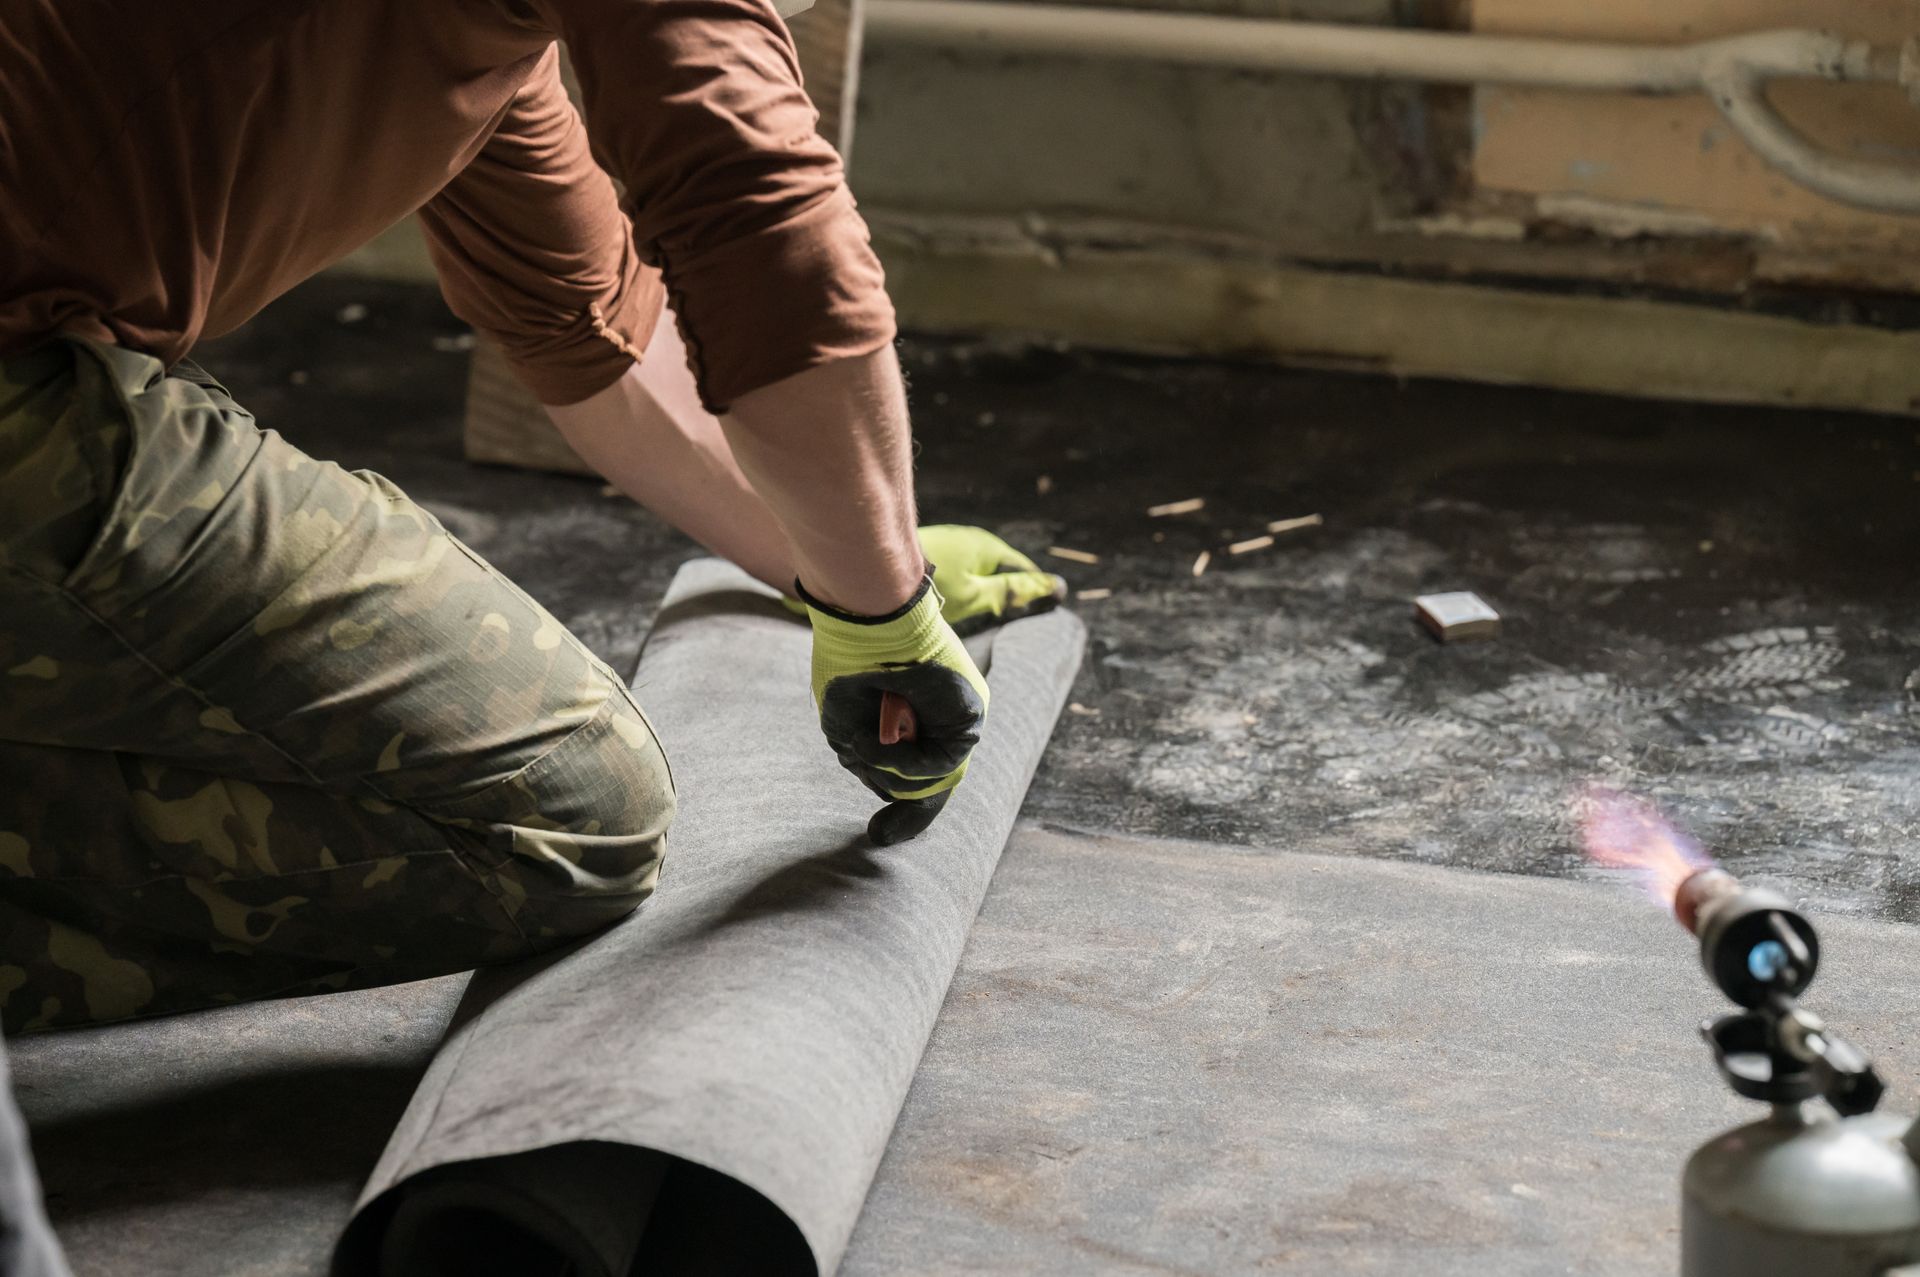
[545,309,921,616]
[721,347,924,616]
[544,318,795,590]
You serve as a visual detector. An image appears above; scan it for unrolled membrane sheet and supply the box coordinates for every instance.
[335,559,1085,1276]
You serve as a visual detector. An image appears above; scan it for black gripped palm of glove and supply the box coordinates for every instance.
[798,574,991,846]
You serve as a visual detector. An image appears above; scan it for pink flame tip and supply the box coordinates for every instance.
[1577,784,1714,908]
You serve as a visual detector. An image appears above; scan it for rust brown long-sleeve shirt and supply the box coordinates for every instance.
[0,0,894,409]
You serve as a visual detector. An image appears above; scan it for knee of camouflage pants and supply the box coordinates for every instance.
[0,337,674,1032]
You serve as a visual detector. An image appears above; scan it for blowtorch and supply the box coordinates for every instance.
[1672,866,1920,1277]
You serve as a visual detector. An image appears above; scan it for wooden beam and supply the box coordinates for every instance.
[878,235,1920,418]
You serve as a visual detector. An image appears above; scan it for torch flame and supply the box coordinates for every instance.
[1577,785,1713,908]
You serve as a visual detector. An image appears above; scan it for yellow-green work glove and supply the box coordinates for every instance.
[917,525,1064,636]
[782,527,1064,633]
[797,575,990,846]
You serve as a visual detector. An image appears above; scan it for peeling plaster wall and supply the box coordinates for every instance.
[846,0,1920,415]
[851,0,1920,289]
[1471,0,1920,255]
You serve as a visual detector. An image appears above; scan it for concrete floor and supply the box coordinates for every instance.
[20,274,1919,1276]
[845,826,1920,1276]
[201,275,1920,921]
[37,824,1920,1277]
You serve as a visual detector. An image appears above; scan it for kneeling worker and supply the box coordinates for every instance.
[0,0,1061,1034]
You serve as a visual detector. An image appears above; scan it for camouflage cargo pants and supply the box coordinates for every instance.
[0,337,674,1033]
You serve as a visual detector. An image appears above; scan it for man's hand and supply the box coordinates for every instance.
[919,525,1065,636]
[782,526,1065,634]
[799,575,988,846]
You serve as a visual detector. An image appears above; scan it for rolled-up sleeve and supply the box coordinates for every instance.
[532,0,896,411]
[419,45,663,406]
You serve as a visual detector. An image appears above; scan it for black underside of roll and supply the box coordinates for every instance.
[337,1143,811,1277]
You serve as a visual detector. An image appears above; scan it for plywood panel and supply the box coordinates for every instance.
[1471,0,1920,248]
[462,340,595,475]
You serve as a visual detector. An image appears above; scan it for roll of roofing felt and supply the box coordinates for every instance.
[335,559,1085,1276]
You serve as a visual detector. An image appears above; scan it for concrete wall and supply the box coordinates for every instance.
[854,0,1433,247]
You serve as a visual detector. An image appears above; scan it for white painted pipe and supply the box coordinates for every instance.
[1709,64,1920,214]
[865,0,1920,214]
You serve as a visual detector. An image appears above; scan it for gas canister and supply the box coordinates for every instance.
[1675,870,1920,1277]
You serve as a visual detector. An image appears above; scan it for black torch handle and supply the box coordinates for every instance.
[1799,1026,1885,1117]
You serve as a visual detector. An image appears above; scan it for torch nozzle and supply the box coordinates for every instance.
[1674,867,1820,1008]
[1674,867,1741,936]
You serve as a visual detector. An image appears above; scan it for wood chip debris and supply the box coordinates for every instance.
[1075,587,1113,601]
[1067,702,1102,717]
[1267,513,1324,535]
[1228,535,1274,555]
[1147,497,1205,518]
[1047,546,1100,565]
[1413,591,1501,643]
[1191,550,1211,578]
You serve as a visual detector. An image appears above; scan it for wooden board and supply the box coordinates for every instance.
[464,4,867,476]
[462,341,594,474]
[877,233,1920,417]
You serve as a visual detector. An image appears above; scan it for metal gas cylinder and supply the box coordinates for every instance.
[1673,872,1920,1277]
[1683,1104,1920,1277]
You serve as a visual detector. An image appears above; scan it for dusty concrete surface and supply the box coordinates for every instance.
[197,276,1920,922]
[844,824,1920,1276]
